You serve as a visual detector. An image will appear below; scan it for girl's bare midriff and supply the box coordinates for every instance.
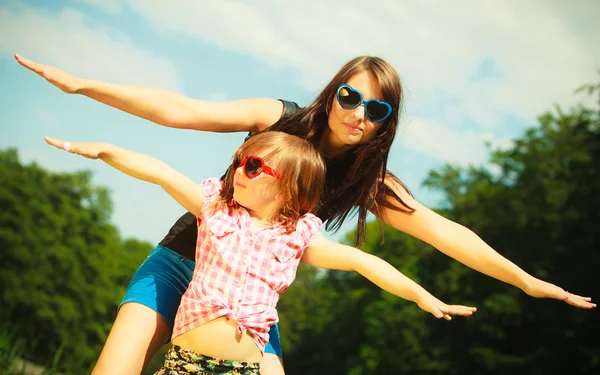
[171,316,262,362]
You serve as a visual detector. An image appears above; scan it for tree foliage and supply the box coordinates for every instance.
[0,150,152,373]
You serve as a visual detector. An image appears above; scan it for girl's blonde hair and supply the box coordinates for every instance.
[211,131,326,233]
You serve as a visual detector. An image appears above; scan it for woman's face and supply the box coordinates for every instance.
[327,71,386,147]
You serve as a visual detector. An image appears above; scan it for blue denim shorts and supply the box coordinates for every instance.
[119,245,283,357]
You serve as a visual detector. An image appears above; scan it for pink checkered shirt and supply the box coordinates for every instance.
[172,178,322,352]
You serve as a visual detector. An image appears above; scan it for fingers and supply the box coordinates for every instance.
[431,305,477,320]
[440,305,477,316]
[437,305,477,319]
[544,285,595,309]
[44,136,66,150]
[527,281,595,309]
[565,293,596,310]
[433,311,454,320]
[566,292,592,301]
[14,53,45,75]
[431,309,448,320]
[44,136,78,154]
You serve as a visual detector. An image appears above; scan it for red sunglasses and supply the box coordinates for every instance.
[232,155,284,180]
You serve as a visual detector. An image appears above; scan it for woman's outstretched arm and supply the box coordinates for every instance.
[16,54,283,132]
[379,177,596,310]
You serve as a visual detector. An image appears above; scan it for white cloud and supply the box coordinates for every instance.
[81,0,124,14]
[128,1,305,68]
[398,116,516,169]
[0,3,180,90]
[3,1,596,168]
[402,117,491,165]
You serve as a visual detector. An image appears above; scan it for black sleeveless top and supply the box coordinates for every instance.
[158,99,301,260]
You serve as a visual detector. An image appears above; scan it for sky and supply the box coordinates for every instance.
[1,0,598,245]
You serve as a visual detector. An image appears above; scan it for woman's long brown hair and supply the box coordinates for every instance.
[267,56,414,245]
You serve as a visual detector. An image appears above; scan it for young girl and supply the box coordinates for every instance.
[45,131,477,374]
[18,54,594,375]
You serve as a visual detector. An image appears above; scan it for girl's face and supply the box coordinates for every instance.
[232,149,283,214]
[326,71,386,147]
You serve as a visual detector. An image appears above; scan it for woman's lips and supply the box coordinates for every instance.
[343,122,362,133]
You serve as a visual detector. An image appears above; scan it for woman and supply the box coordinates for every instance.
[15,53,595,375]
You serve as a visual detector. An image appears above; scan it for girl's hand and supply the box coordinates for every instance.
[416,294,477,321]
[15,54,85,94]
[44,136,105,160]
[523,277,596,309]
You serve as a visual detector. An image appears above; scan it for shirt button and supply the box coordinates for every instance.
[180,257,185,262]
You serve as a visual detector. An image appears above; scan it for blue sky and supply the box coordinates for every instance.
[1,0,598,245]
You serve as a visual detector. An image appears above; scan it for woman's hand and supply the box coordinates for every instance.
[416,294,477,321]
[15,53,85,94]
[44,136,105,160]
[522,277,596,309]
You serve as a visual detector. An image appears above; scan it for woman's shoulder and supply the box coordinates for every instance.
[246,99,303,139]
[279,99,301,118]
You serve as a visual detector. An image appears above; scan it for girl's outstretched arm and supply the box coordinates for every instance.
[16,54,283,132]
[379,177,596,310]
[302,235,477,320]
[44,137,205,216]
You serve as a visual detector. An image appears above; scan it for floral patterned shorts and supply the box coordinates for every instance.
[154,345,260,375]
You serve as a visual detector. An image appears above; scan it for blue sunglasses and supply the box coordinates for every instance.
[336,84,392,123]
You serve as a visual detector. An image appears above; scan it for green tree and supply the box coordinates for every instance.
[0,150,152,373]
[422,97,600,374]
